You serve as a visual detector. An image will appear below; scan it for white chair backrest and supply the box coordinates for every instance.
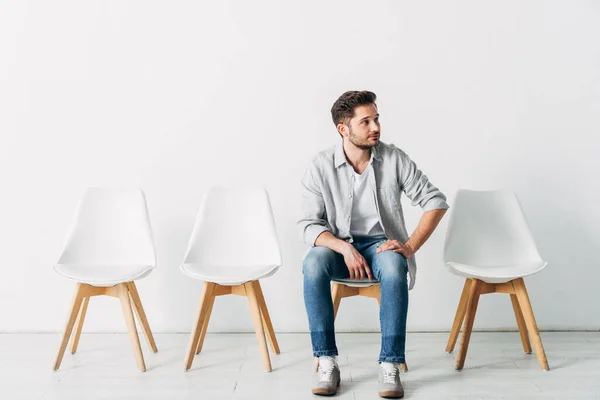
[443,190,543,267]
[57,188,156,267]
[182,186,282,268]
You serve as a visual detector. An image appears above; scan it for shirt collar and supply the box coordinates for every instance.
[334,141,382,168]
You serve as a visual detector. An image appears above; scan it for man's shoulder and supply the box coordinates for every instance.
[377,141,409,160]
[309,144,337,166]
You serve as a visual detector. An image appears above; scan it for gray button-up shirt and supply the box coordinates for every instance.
[298,141,449,289]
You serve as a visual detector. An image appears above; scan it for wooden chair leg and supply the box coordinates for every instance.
[253,280,280,354]
[195,290,215,355]
[456,279,482,370]
[446,279,471,353]
[512,278,549,370]
[126,282,158,353]
[510,293,532,354]
[70,296,89,354]
[118,283,146,372]
[53,283,87,370]
[331,283,344,320]
[185,282,215,370]
[244,281,272,372]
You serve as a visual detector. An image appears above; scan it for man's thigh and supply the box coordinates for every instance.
[303,246,350,280]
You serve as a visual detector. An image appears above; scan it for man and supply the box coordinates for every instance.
[298,91,449,398]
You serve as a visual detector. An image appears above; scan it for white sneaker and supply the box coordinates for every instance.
[312,356,341,396]
[378,362,404,398]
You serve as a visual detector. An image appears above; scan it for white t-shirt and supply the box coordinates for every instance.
[349,157,385,237]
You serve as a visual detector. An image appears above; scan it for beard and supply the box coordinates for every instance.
[348,126,379,150]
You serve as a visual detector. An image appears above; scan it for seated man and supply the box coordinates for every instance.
[298,91,449,398]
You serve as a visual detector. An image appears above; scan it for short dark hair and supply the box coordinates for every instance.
[331,90,377,126]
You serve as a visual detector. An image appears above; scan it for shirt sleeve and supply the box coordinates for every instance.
[398,150,450,212]
[297,160,331,246]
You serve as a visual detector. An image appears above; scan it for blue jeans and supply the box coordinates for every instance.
[303,235,409,364]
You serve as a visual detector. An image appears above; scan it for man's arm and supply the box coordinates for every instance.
[377,209,446,258]
[297,161,331,246]
[314,231,349,254]
[397,149,449,212]
[377,149,449,257]
[406,209,447,253]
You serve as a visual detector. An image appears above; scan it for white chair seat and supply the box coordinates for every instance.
[332,278,379,288]
[54,264,154,287]
[446,261,547,284]
[180,263,280,286]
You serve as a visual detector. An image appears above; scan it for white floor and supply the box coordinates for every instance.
[1,332,599,400]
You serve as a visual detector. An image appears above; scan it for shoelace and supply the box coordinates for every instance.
[380,363,399,384]
[318,357,337,382]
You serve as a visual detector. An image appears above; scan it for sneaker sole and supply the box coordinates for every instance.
[312,380,340,396]
[379,391,404,399]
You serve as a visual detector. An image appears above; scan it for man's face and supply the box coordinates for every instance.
[343,104,380,149]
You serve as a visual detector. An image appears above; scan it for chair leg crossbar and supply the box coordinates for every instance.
[54,281,157,372]
[446,278,549,371]
[184,280,280,372]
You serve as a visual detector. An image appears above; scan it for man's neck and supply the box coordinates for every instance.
[343,139,372,173]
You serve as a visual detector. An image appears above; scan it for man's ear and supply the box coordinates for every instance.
[337,123,349,138]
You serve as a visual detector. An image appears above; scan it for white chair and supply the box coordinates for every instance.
[330,278,409,372]
[53,188,157,372]
[443,189,549,370]
[181,186,282,371]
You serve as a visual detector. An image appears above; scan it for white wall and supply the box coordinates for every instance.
[1,0,599,333]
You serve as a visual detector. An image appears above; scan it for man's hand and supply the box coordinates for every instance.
[376,239,416,259]
[342,243,374,281]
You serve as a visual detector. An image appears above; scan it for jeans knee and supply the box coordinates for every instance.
[302,247,337,282]
[376,252,408,285]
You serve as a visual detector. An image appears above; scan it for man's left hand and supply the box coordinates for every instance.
[376,239,416,259]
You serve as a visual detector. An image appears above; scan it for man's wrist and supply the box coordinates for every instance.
[405,240,418,255]
[338,241,353,256]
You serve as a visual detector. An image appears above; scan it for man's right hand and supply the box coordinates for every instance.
[342,244,374,281]
[314,231,374,281]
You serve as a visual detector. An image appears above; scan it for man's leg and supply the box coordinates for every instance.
[366,246,409,364]
[362,243,408,398]
[302,246,349,357]
[303,246,349,396]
